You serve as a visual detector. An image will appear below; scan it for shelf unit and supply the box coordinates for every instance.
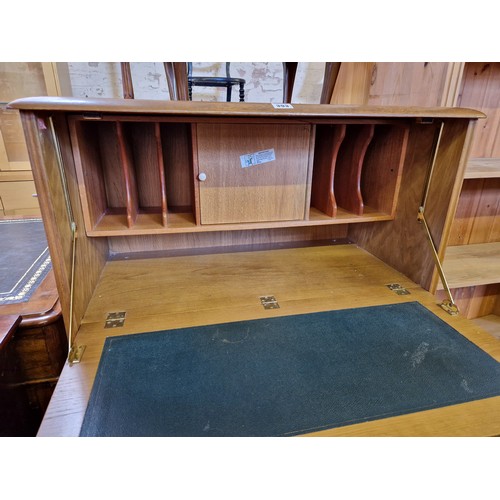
[67,112,409,237]
[464,158,500,179]
[438,63,500,325]
[440,242,500,289]
[343,61,500,330]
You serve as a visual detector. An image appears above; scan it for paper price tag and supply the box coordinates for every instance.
[272,103,294,109]
[240,148,276,168]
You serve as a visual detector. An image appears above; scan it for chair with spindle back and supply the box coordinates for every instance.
[121,62,340,103]
[187,63,245,102]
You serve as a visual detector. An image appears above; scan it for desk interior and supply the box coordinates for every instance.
[37,243,500,437]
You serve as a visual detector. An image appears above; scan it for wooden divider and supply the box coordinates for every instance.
[116,121,138,228]
[155,123,168,226]
[334,124,375,215]
[310,124,346,217]
[361,124,409,216]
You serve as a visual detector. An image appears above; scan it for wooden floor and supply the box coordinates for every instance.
[37,243,500,437]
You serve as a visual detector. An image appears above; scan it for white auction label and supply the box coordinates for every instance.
[240,148,276,168]
[272,103,294,109]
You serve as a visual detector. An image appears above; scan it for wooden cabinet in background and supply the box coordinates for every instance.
[334,62,500,334]
[440,62,500,333]
[0,62,71,217]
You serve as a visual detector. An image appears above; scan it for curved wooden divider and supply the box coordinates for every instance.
[334,124,375,215]
[311,124,346,217]
[155,123,169,226]
[116,121,138,228]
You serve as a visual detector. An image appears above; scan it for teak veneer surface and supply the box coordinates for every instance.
[37,244,500,437]
[8,96,486,119]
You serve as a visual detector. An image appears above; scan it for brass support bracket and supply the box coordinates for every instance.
[49,117,86,364]
[67,221,86,364]
[417,120,458,316]
[417,208,459,316]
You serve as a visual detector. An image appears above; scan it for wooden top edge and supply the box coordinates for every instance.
[7,96,486,119]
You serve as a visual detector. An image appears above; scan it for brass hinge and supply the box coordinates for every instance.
[260,296,280,309]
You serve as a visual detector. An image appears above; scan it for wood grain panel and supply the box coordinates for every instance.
[20,113,72,328]
[330,63,374,105]
[0,63,48,102]
[0,180,38,212]
[199,185,310,224]
[196,123,311,224]
[473,314,500,339]
[0,108,30,164]
[441,242,500,289]
[108,225,349,255]
[449,178,500,245]
[361,124,409,215]
[126,122,162,209]
[160,123,193,210]
[52,113,109,337]
[468,178,500,243]
[20,112,108,336]
[368,63,453,107]
[98,122,126,209]
[465,158,500,178]
[68,119,108,230]
[457,62,500,158]
[8,96,486,120]
[349,120,471,292]
[447,179,484,246]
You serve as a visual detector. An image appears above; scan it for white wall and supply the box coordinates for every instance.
[67,62,326,103]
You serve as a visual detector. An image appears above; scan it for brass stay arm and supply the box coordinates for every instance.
[48,117,86,363]
[417,121,458,316]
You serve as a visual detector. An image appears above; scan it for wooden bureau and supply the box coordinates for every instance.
[8,97,500,436]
